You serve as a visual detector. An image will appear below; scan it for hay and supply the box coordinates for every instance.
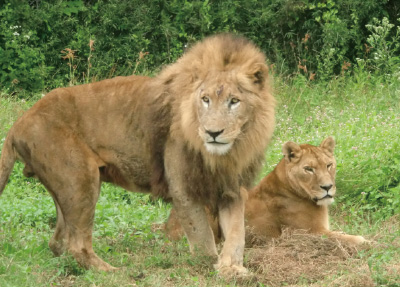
[246,228,373,287]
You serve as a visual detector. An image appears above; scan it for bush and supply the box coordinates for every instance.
[1,0,398,94]
[0,3,48,92]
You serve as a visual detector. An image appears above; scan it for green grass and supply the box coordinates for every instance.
[0,74,399,286]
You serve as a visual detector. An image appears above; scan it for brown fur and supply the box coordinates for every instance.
[0,34,275,276]
[166,137,366,246]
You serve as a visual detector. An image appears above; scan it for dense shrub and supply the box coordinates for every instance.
[1,0,399,93]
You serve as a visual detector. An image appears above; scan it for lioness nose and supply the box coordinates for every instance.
[320,184,333,192]
[206,129,224,139]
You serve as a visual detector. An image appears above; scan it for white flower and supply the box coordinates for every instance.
[13,32,20,36]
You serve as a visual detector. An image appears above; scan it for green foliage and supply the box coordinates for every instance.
[0,0,399,93]
[0,3,48,92]
[364,17,400,76]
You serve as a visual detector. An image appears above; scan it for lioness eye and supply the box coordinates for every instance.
[327,163,333,169]
[304,166,314,173]
[202,96,210,103]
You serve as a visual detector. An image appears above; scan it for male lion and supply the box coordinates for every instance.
[166,137,366,245]
[0,34,275,276]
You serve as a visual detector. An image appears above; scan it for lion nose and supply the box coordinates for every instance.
[320,184,333,192]
[206,129,224,139]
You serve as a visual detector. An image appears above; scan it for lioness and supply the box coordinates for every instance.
[0,34,275,276]
[166,137,366,245]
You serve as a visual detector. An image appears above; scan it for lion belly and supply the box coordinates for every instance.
[12,75,155,193]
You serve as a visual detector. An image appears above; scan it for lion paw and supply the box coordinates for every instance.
[215,264,249,279]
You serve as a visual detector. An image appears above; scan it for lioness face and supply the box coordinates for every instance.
[196,73,250,155]
[283,138,337,206]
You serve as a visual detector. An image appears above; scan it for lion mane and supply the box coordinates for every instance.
[0,34,275,276]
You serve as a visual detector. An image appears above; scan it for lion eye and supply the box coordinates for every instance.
[229,98,240,108]
[304,166,314,173]
[327,163,333,169]
[202,96,210,103]
[231,98,240,104]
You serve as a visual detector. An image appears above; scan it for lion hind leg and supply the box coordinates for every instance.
[32,146,115,271]
[10,122,115,271]
[164,208,186,241]
[165,207,222,244]
[50,165,116,271]
[49,200,67,256]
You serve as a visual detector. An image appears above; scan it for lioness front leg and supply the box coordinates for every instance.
[325,230,367,245]
[214,189,247,277]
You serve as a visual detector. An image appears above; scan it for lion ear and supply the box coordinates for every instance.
[320,137,335,155]
[247,63,268,89]
[282,141,302,162]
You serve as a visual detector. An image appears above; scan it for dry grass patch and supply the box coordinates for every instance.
[246,228,375,287]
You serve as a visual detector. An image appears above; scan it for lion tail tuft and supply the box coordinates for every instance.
[0,135,16,196]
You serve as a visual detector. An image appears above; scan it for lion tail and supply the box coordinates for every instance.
[0,134,16,196]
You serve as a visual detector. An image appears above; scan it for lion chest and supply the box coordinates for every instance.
[164,140,242,211]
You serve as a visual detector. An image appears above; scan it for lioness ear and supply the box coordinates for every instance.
[248,63,268,89]
[320,137,335,155]
[282,141,302,162]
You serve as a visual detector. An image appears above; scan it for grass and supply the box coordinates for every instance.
[0,74,399,286]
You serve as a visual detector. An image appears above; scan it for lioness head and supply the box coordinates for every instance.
[282,137,336,205]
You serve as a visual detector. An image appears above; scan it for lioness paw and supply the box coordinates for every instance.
[353,235,369,245]
[345,234,368,245]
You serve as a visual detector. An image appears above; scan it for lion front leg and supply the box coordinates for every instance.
[164,141,218,258]
[214,188,248,277]
[171,194,218,257]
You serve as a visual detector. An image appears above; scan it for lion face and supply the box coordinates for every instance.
[168,33,275,174]
[282,137,336,206]
[195,73,251,155]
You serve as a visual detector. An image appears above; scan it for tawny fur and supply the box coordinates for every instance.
[0,34,275,276]
[165,137,366,246]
